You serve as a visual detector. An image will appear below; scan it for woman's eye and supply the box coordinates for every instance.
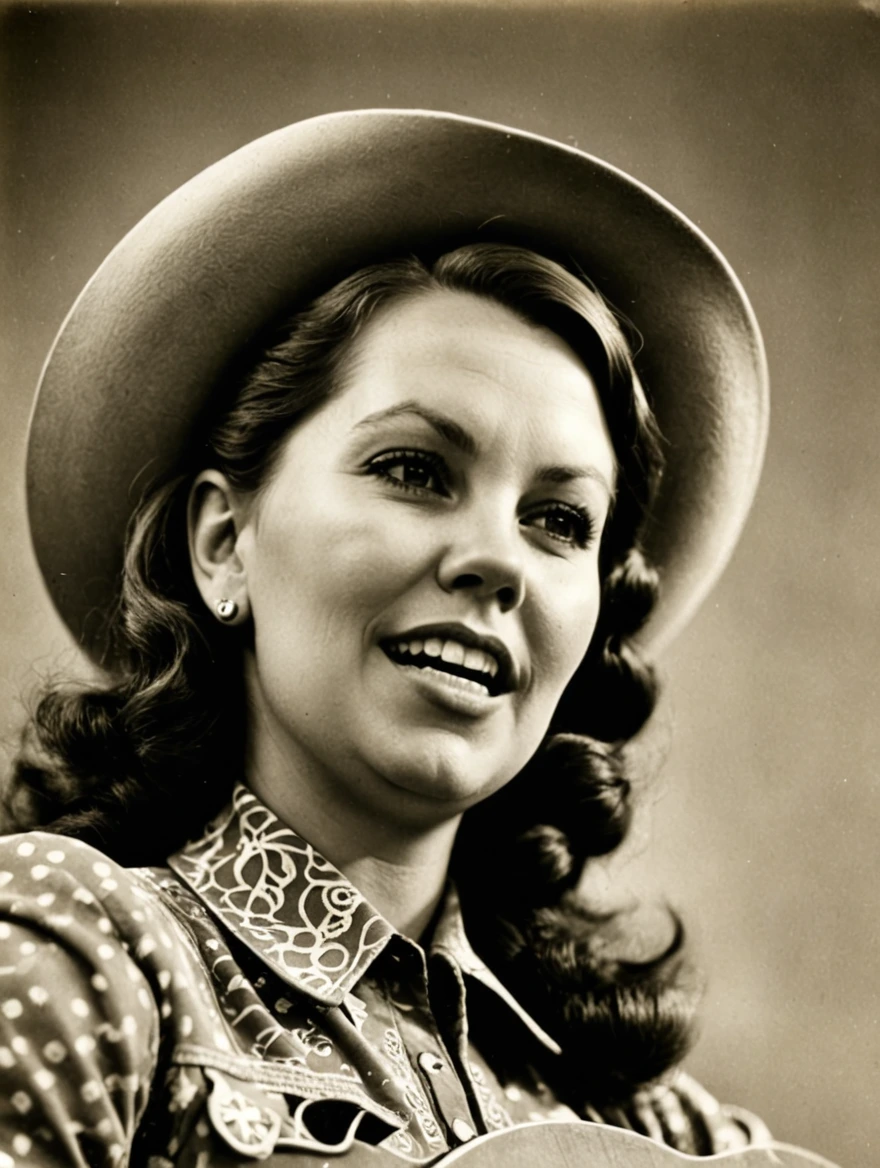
[524,504,595,548]
[367,450,449,496]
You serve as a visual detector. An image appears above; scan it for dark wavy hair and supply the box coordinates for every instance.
[6,243,700,1109]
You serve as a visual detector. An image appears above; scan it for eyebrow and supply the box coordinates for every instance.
[354,401,478,456]
[535,462,614,500]
[355,399,614,500]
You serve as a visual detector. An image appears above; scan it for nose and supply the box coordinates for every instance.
[436,520,526,614]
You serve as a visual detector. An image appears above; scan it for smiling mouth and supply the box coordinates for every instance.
[381,627,515,699]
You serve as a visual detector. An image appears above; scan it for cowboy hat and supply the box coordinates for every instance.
[26,109,768,663]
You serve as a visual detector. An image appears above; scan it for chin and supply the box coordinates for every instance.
[376,732,517,813]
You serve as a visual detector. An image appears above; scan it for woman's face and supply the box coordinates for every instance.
[235,288,616,824]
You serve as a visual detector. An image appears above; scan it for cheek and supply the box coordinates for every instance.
[530,566,603,700]
[246,498,438,637]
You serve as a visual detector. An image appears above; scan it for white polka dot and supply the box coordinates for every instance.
[71,998,90,1018]
[138,988,152,1010]
[91,973,109,992]
[74,1034,96,1056]
[81,1079,102,1103]
[16,841,35,857]
[0,923,10,940]
[73,887,95,904]
[43,1040,67,1064]
[19,941,36,956]
[0,1148,14,1167]
[2,1000,23,1019]
[10,1037,29,1056]
[97,917,112,934]
[160,931,173,948]
[160,1001,172,1019]
[46,913,73,929]
[214,1030,231,1051]
[47,850,65,864]
[504,1085,522,1102]
[196,1118,210,1138]
[27,986,49,1006]
[11,1134,31,1157]
[0,1046,14,1068]
[97,944,116,961]
[109,1144,124,1166]
[33,1067,56,1090]
[10,1091,31,1114]
[96,1117,114,1137]
[180,1014,193,1037]
[136,935,156,958]
[0,871,12,888]
[35,892,55,908]
[92,861,111,878]
[30,865,49,881]
[121,1015,137,1036]
[100,878,118,893]
[157,969,171,990]
[126,963,141,982]
[131,909,145,923]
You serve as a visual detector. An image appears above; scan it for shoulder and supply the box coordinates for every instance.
[0,832,168,1163]
[0,829,161,941]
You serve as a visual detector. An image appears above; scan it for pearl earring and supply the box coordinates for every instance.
[215,598,238,621]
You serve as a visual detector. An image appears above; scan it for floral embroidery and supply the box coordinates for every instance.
[380,1027,444,1148]
[384,1027,405,1061]
[205,1069,281,1157]
[468,1060,513,1131]
[168,787,394,1002]
[292,1024,334,1058]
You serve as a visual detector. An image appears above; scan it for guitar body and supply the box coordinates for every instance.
[438,1122,842,1168]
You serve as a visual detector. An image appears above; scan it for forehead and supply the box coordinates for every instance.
[332,288,616,480]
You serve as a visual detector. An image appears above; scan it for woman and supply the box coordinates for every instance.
[0,111,770,1166]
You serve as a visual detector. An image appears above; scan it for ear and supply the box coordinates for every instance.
[187,470,251,625]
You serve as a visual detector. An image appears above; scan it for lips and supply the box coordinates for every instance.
[380,622,517,698]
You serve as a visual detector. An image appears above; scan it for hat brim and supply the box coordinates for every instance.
[26,109,768,663]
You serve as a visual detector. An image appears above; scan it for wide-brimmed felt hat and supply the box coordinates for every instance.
[27,109,768,664]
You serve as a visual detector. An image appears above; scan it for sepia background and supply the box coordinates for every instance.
[1,2,878,1165]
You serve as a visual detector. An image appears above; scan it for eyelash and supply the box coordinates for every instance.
[366,449,450,495]
[366,449,596,549]
[523,503,596,549]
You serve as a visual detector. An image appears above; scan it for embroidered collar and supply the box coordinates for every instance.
[168,785,395,1005]
[169,783,559,1053]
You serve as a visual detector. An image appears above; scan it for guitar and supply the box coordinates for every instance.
[249,1120,843,1167]
[438,1122,842,1167]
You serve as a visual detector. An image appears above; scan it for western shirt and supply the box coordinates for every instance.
[0,784,769,1166]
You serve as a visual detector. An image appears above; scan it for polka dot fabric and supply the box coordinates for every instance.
[0,790,772,1165]
[0,836,160,1166]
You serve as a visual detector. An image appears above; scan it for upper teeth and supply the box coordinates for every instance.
[396,638,499,678]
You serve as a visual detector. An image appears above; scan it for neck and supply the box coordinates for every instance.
[245,717,462,941]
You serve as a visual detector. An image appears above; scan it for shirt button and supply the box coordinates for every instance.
[452,1117,476,1143]
[418,1051,446,1075]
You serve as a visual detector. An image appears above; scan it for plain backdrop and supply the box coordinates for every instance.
[1,3,878,1166]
